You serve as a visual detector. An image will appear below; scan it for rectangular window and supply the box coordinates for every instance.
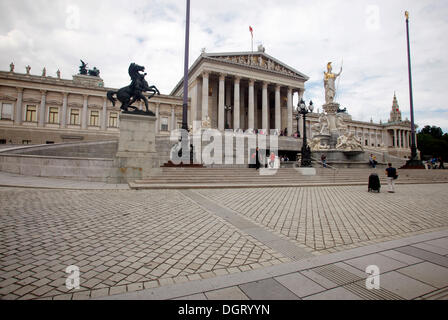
[161,117,168,131]
[89,110,99,126]
[25,105,37,122]
[109,112,118,128]
[1,103,13,120]
[22,140,31,145]
[70,109,80,125]
[177,122,182,129]
[48,107,59,124]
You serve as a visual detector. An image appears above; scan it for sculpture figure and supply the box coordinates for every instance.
[79,60,88,75]
[88,67,100,77]
[25,65,31,75]
[56,69,61,79]
[323,62,342,104]
[42,67,46,77]
[107,63,160,114]
[9,62,14,72]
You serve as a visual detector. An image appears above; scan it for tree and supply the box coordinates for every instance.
[417,126,448,161]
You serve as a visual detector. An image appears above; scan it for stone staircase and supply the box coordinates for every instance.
[129,167,448,189]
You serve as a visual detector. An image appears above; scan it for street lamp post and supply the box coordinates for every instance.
[298,99,314,167]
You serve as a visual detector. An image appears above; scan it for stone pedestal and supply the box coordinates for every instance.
[323,102,340,148]
[111,113,161,183]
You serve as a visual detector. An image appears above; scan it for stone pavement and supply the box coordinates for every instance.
[0,171,128,190]
[106,229,448,300]
[0,181,448,300]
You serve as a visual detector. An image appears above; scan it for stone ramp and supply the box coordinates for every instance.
[129,167,448,189]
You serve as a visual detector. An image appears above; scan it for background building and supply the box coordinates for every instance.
[0,50,412,158]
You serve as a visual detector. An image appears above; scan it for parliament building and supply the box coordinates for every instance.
[0,47,412,158]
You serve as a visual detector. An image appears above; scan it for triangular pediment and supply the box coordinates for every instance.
[205,52,309,80]
[0,94,17,101]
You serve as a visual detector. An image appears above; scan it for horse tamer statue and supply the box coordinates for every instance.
[107,63,160,115]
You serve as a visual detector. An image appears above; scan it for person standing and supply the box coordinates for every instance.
[321,154,327,168]
[385,163,397,193]
[255,147,260,171]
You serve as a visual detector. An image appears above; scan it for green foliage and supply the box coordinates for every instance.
[417,126,448,161]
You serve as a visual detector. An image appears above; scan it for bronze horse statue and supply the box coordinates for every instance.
[107,63,160,114]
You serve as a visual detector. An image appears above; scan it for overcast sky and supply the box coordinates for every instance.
[1,0,447,131]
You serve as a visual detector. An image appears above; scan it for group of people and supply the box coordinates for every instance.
[425,157,445,169]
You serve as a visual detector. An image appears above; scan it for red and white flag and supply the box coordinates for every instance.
[249,26,253,37]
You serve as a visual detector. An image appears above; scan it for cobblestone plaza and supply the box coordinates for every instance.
[1,183,448,300]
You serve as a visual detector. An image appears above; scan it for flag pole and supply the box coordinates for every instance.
[181,0,190,131]
[402,11,423,168]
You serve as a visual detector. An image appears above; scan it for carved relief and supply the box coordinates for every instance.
[213,55,299,77]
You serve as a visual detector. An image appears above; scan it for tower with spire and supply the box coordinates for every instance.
[389,92,402,123]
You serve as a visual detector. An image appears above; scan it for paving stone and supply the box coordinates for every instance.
[109,285,127,296]
[378,271,436,299]
[412,243,448,256]
[299,270,338,289]
[304,287,363,300]
[345,253,407,273]
[379,250,423,265]
[397,262,448,289]
[90,288,109,299]
[205,286,249,300]
[395,246,448,268]
[239,279,299,300]
[173,293,208,300]
[275,272,326,298]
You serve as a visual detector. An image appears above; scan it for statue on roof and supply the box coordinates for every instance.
[79,60,88,75]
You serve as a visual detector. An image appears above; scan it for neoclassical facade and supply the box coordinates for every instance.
[0,69,183,145]
[0,49,412,158]
[171,48,308,134]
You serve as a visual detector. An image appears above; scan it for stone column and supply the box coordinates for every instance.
[15,88,23,125]
[61,93,69,128]
[375,129,378,148]
[81,94,88,129]
[248,79,255,130]
[275,85,281,130]
[39,90,47,127]
[407,131,410,149]
[171,105,176,131]
[218,74,225,131]
[155,103,160,133]
[393,129,397,148]
[398,129,402,148]
[225,80,232,128]
[287,87,293,136]
[233,76,240,129]
[201,71,209,121]
[101,96,107,130]
[240,85,246,130]
[190,82,197,122]
[262,82,268,130]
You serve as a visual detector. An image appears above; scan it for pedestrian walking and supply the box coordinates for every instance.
[385,163,398,193]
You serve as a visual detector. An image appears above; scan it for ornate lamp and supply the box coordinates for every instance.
[298,99,313,167]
